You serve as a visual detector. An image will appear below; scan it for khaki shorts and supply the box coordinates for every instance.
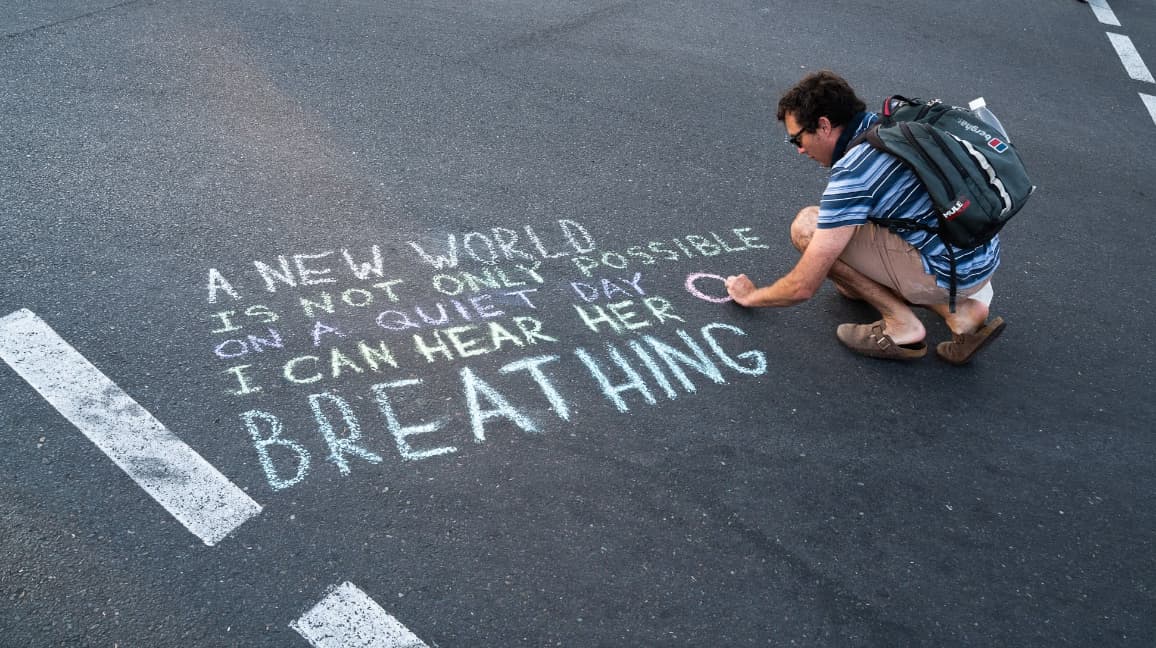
[838,223,990,305]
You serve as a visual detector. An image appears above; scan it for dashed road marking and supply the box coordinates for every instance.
[1141,94,1156,125]
[1106,33,1155,83]
[1087,0,1121,27]
[291,582,430,648]
[1084,0,1156,126]
[0,309,262,546]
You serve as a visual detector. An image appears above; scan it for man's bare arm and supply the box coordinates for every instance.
[725,225,856,307]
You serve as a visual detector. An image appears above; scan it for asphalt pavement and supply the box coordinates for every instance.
[2,1,1154,646]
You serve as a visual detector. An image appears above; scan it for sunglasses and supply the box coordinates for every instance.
[785,125,807,148]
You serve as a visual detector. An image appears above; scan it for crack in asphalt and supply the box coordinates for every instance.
[4,0,150,39]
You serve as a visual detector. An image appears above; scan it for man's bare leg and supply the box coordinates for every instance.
[791,206,925,345]
[927,296,989,336]
[828,259,926,345]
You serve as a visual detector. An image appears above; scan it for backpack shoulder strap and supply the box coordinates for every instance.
[848,124,881,150]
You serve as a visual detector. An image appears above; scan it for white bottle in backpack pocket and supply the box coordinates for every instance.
[968,97,1010,143]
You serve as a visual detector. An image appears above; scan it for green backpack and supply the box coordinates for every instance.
[851,95,1035,306]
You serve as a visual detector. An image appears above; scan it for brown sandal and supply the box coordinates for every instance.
[936,316,1006,365]
[836,320,927,360]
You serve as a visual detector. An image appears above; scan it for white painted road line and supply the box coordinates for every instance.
[1142,94,1156,127]
[1087,0,1121,27]
[291,582,430,648]
[0,309,262,546]
[1106,33,1155,84]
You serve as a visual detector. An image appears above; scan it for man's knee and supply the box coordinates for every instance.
[790,206,819,252]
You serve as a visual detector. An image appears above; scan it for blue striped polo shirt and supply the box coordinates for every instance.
[818,112,1000,291]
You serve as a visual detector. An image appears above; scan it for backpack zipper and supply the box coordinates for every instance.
[927,127,973,182]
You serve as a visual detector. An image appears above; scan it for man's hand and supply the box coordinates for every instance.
[725,274,757,307]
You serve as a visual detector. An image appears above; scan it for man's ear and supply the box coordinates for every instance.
[817,116,832,133]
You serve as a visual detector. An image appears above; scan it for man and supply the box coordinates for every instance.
[725,70,1005,364]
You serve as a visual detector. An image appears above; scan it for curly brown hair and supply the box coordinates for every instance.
[776,70,866,132]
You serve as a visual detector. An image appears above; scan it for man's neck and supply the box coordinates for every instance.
[830,111,867,164]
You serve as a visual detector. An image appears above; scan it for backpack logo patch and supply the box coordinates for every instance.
[956,117,1008,153]
[943,198,970,221]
